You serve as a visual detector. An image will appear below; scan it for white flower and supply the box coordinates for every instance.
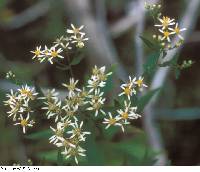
[42,99,62,122]
[117,101,140,123]
[103,112,122,130]
[87,76,106,93]
[49,122,65,144]
[14,114,35,134]
[67,121,90,141]
[169,23,186,40]
[18,85,38,101]
[4,89,35,121]
[67,24,85,36]
[71,34,89,48]
[62,146,86,164]
[54,36,72,49]
[39,89,59,102]
[159,29,173,42]
[62,105,79,121]
[56,137,76,149]
[155,16,175,29]
[62,78,81,98]
[134,76,148,89]
[31,46,44,59]
[47,46,64,64]
[118,78,136,100]
[87,96,106,116]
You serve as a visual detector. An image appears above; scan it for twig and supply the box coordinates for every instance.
[1,0,50,30]
[133,0,145,77]
[143,0,200,165]
[109,0,159,38]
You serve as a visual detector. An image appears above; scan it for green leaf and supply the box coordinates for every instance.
[37,150,58,162]
[143,52,160,76]
[85,122,105,165]
[25,129,52,140]
[101,64,116,93]
[156,108,200,120]
[70,55,84,66]
[104,132,157,165]
[137,88,161,113]
[140,36,158,50]
[57,149,63,165]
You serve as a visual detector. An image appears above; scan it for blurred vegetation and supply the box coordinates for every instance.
[0,0,199,166]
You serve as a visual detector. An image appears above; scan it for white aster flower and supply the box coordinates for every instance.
[18,85,38,101]
[134,76,148,90]
[47,46,64,64]
[31,46,44,60]
[67,24,85,36]
[14,114,35,134]
[87,96,106,116]
[49,122,65,144]
[62,105,79,121]
[87,76,105,93]
[54,36,72,49]
[42,99,62,122]
[67,121,91,141]
[103,112,122,130]
[169,23,187,40]
[155,16,175,29]
[39,89,59,102]
[56,137,76,149]
[71,34,89,48]
[159,29,173,42]
[62,146,86,164]
[118,79,136,100]
[62,78,81,98]
[117,101,140,123]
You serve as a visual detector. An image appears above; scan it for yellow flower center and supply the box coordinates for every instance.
[109,118,116,125]
[20,119,28,126]
[121,112,129,119]
[34,50,40,56]
[93,102,101,110]
[20,89,33,98]
[136,79,143,87]
[163,31,170,38]
[73,28,80,34]
[51,51,58,58]
[124,87,131,96]
[162,16,170,27]
[175,27,180,34]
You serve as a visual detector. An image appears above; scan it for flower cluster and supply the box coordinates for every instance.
[103,76,147,132]
[146,3,187,50]
[31,24,88,64]
[4,85,38,133]
[40,65,111,164]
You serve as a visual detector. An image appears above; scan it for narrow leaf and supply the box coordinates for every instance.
[25,129,52,140]
[156,108,200,120]
[70,55,84,66]
[137,88,161,113]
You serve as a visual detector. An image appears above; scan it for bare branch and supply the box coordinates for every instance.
[133,0,145,76]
